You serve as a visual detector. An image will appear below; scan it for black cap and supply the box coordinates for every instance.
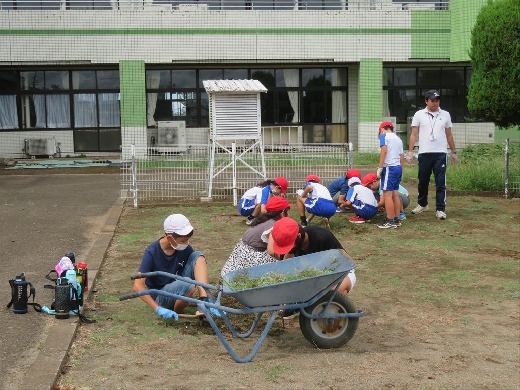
[425,90,441,100]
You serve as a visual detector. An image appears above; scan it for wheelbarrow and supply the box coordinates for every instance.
[119,249,365,363]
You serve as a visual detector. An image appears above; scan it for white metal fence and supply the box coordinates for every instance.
[120,143,353,205]
[505,139,520,198]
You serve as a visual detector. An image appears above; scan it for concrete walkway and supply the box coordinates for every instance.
[0,174,123,390]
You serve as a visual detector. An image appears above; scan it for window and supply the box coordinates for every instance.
[383,66,473,123]
[0,71,18,129]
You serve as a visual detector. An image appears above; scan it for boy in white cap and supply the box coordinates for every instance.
[133,214,221,320]
[342,177,378,224]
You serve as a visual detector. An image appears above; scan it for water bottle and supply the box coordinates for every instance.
[54,278,71,319]
[78,262,88,292]
[11,272,29,314]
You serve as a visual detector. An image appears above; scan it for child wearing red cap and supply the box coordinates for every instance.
[343,177,379,223]
[326,169,362,213]
[377,121,404,229]
[296,174,337,228]
[267,217,357,319]
[363,172,409,220]
[238,176,289,225]
[222,197,293,277]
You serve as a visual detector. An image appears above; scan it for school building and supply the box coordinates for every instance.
[0,0,495,158]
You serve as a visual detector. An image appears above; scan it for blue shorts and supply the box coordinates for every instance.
[381,165,402,191]
[351,201,378,220]
[304,198,337,218]
[155,251,205,309]
[238,198,256,216]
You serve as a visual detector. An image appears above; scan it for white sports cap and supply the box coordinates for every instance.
[163,214,194,235]
[348,177,361,187]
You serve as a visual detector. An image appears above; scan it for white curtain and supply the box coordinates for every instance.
[0,95,18,129]
[74,94,96,128]
[47,95,70,128]
[331,69,347,123]
[283,69,299,123]
[33,95,46,128]
[146,71,160,126]
[99,93,120,127]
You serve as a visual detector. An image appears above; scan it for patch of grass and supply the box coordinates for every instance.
[457,316,474,325]
[264,364,289,381]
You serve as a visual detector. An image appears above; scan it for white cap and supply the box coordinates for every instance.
[163,214,194,235]
[348,177,361,187]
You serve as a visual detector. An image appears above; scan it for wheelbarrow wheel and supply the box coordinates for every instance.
[299,291,359,349]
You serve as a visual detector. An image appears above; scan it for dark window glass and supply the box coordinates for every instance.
[418,68,441,87]
[199,70,223,88]
[1,1,14,9]
[442,68,464,87]
[223,69,248,80]
[146,70,171,89]
[172,70,196,88]
[387,88,416,123]
[302,69,325,88]
[251,69,275,88]
[68,0,95,10]
[74,129,98,152]
[45,71,69,91]
[20,71,44,90]
[72,71,96,90]
[252,0,275,10]
[274,0,293,10]
[394,68,415,86]
[0,71,17,92]
[302,90,325,123]
[21,94,46,128]
[99,128,121,151]
[17,0,59,9]
[200,92,209,127]
[260,91,275,125]
[383,68,393,87]
[97,70,119,89]
[276,69,299,88]
[276,90,296,124]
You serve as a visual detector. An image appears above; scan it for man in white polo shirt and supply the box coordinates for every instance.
[407,90,457,220]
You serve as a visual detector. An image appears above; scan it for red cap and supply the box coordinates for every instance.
[305,174,320,183]
[266,196,293,212]
[346,169,361,180]
[271,218,299,255]
[362,173,378,187]
[379,121,394,131]
[274,176,288,195]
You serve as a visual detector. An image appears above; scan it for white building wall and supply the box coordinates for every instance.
[1,10,413,64]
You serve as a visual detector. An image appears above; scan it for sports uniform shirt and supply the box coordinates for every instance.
[139,239,193,289]
[379,132,403,167]
[304,181,334,201]
[411,108,453,154]
[378,184,409,197]
[241,185,272,205]
[346,184,378,208]
[327,177,349,196]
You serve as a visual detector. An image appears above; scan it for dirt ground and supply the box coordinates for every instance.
[52,192,520,390]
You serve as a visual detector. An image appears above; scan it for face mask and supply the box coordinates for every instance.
[170,237,189,251]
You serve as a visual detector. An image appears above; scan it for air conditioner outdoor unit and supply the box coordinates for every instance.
[25,137,57,157]
[157,121,188,152]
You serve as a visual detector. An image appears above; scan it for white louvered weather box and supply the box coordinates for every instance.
[203,79,268,199]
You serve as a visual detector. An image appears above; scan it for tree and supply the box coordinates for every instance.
[467,0,520,128]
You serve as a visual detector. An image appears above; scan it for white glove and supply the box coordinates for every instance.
[406,152,414,164]
[376,167,383,179]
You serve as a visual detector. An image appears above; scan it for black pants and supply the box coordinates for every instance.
[417,152,447,212]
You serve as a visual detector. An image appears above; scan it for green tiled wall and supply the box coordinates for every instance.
[359,58,382,122]
[411,10,450,59]
[119,60,146,127]
[450,0,487,61]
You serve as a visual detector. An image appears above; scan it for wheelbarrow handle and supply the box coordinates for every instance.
[130,274,146,280]
[119,292,141,301]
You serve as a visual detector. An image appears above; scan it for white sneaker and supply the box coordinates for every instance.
[411,204,429,214]
[436,210,447,220]
[246,217,255,225]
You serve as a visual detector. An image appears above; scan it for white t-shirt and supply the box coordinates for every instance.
[347,185,378,207]
[241,186,263,202]
[379,132,403,167]
[303,182,333,201]
[411,108,453,154]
